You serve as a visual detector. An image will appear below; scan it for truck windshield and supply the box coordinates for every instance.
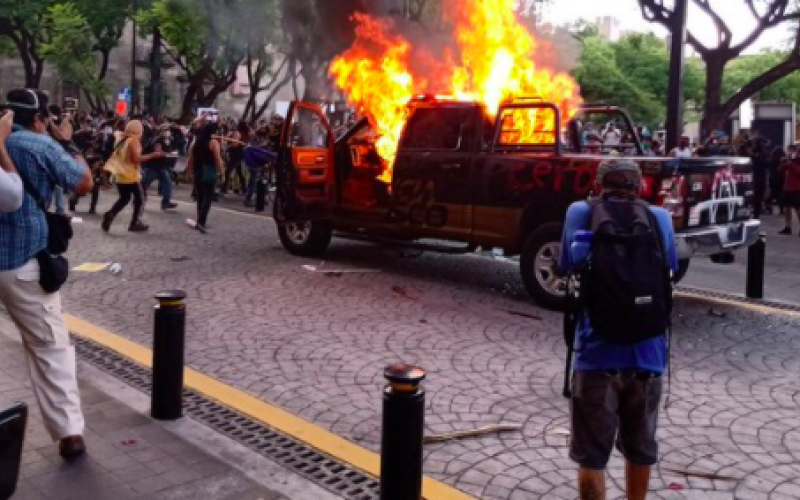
[495,106,557,147]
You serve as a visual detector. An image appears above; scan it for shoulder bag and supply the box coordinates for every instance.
[18,175,72,293]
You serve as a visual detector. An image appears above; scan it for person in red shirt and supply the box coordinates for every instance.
[778,145,800,235]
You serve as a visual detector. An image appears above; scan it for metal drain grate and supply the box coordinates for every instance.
[677,285,800,313]
[74,337,380,499]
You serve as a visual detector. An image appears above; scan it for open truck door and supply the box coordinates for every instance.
[274,102,336,257]
[275,102,336,223]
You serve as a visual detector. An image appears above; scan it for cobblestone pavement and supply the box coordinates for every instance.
[685,214,800,305]
[57,191,800,499]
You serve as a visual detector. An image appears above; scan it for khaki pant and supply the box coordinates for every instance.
[0,259,84,440]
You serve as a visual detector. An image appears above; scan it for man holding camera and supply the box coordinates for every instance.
[0,89,93,460]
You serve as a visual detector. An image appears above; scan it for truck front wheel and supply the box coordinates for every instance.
[277,220,332,257]
[274,192,333,257]
[520,225,567,310]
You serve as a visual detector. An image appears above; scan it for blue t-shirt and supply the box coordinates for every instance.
[0,126,86,271]
[558,200,679,374]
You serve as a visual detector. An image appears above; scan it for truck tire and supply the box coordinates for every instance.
[520,225,567,310]
[274,194,332,257]
[673,258,690,284]
[277,219,332,256]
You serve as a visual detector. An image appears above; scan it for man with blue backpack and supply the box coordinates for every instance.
[559,158,678,500]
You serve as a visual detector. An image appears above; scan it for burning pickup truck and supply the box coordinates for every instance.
[271,96,760,308]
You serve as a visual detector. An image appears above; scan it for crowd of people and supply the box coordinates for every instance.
[30,107,292,234]
[0,89,301,462]
[691,132,800,235]
[581,121,800,235]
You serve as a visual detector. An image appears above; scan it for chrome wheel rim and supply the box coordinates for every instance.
[285,222,312,245]
[534,242,567,297]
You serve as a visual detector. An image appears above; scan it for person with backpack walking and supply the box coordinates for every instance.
[558,158,679,500]
[185,122,224,233]
[141,125,178,211]
[101,120,165,233]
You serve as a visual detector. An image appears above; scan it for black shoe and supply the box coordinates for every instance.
[128,222,149,232]
[778,227,791,235]
[195,223,207,234]
[161,202,178,210]
[59,435,87,461]
[101,212,114,232]
[88,208,97,215]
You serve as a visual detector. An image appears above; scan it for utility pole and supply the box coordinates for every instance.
[149,26,162,117]
[130,0,138,115]
[665,0,688,152]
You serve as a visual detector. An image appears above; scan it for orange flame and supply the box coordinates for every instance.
[330,0,581,182]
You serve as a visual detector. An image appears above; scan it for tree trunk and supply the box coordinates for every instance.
[83,90,98,112]
[702,51,800,137]
[98,49,110,81]
[12,35,40,88]
[253,68,296,121]
[301,62,323,101]
[179,79,203,124]
[701,57,727,138]
[290,59,300,100]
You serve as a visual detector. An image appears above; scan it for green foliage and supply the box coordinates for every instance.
[0,0,55,33]
[71,0,132,53]
[572,32,704,128]
[138,0,280,78]
[137,0,207,73]
[0,36,15,56]
[40,2,107,98]
[723,50,800,104]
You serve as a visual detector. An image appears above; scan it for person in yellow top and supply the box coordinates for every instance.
[101,120,164,232]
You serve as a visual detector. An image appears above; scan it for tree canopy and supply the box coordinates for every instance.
[572,32,704,128]
[639,0,800,134]
[724,50,800,105]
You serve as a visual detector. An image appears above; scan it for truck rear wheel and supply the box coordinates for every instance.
[674,258,690,284]
[520,225,567,310]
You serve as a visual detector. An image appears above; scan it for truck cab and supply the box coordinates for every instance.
[273,98,761,308]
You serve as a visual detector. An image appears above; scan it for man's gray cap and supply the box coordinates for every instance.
[596,158,642,185]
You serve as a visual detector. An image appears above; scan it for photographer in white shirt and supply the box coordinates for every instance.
[0,111,23,212]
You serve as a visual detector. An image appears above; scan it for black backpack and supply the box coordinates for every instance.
[580,197,673,344]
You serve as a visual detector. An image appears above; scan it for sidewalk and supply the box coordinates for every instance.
[685,212,800,304]
[0,315,339,500]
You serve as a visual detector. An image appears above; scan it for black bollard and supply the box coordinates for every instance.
[380,364,426,500]
[746,233,766,299]
[255,177,267,212]
[151,290,187,420]
[0,402,27,500]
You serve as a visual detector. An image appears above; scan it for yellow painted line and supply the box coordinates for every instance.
[676,290,800,317]
[63,313,475,500]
